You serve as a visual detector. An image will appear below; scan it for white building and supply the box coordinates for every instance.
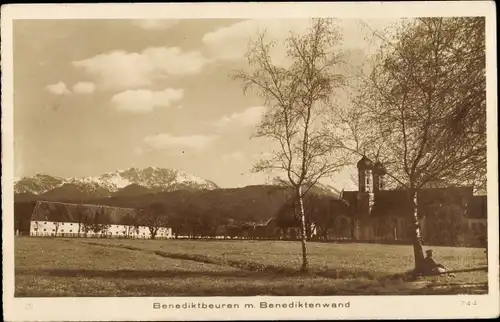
[29,201,173,239]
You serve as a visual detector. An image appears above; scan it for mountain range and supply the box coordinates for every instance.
[14,167,220,200]
[14,167,341,202]
[13,167,344,233]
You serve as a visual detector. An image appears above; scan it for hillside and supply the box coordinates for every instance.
[14,184,344,233]
[85,184,296,223]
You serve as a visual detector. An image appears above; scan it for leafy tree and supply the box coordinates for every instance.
[168,212,187,239]
[373,217,395,241]
[275,193,349,241]
[424,204,470,246]
[233,18,348,271]
[336,17,486,272]
[76,203,92,235]
[139,202,169,239]
[122,212,141,237]
[80,206,111,235]
[198,209,219,237]
[14,201,37,234]
[80,221,93,235]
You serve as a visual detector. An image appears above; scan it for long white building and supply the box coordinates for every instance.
[29,201,172,239]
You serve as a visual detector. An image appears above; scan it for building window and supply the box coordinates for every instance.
[61,229,64,232]
[70,230,72,233]
[34,228,38,231]
[70,223,73,226]
[52,229,55,232]
[44,222,47,224]
[43,229,46,232]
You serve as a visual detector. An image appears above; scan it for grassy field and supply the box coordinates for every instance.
[15,237,488,297]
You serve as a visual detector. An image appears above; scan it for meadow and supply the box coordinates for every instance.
[15,237,488,297]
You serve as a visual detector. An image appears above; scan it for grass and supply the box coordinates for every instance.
[15,237,488,297]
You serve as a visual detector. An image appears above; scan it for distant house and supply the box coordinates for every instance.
[341,156,487,245]
[272,156,487,246]
[29,201,172,239]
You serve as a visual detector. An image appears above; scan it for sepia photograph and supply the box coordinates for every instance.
[2,2,498,321]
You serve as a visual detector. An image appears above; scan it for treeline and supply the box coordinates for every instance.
[14,190,349,239]
[14,185,482,246]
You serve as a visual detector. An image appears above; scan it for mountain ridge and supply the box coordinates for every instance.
[14,167,220,197]
[15,167,344,201]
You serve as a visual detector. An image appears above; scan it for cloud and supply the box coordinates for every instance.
[132,19,180,30]
[143,133,218,154]
[72,81,96,94]
[45,82,71,95]
[72,47,208,90]
[213,106,266,132]
[202,19,311,64]
[202,18,403,66]
[111,88,184,114]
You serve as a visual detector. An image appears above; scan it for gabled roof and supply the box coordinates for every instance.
[30,201,142,225]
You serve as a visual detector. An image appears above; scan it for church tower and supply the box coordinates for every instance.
[357,156,375,215]
[357,156,374,193]
[373,161,387,192]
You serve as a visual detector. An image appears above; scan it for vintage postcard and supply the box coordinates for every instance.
[2,1,499,321]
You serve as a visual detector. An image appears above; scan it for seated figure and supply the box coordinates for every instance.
[423,250,456,277]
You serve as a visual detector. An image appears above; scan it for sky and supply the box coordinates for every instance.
[13,18,401,189]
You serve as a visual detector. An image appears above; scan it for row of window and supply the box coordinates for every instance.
[33,222,170,230]
[32,228,169,236]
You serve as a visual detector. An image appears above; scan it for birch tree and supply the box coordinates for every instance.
[233,18,348,271]
[336,17,486,273]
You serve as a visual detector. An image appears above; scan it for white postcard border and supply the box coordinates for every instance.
[2,2,498,321]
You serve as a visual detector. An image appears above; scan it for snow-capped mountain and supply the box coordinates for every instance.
[14,167,219,196]
[14,174,66,195]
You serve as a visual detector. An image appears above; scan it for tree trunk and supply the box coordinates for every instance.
[297,186,309,272]
[410,190,425,272]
